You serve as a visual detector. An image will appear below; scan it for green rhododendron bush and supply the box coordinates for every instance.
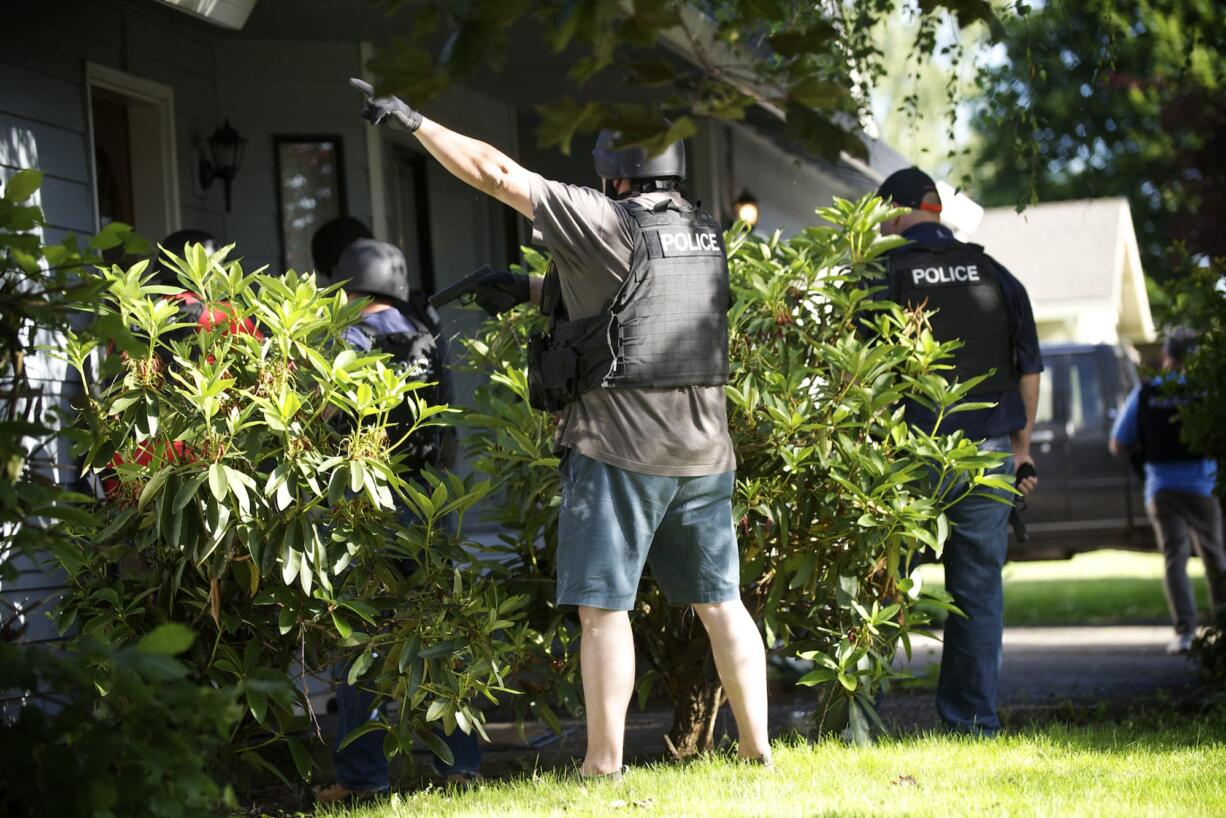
[54,245,531,786]
[0,171,246,817]
[0,171,1014,813]
[461,195,1011,752]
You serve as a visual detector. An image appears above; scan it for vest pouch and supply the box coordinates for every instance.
[527,332,579,412]
[526,332,548,411]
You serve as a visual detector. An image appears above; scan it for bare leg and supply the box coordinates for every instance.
[578,606,635,776]
[693,600,770,760]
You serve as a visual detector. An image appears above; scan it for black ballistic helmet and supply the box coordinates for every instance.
[335,239,411,302]
[156,228,219,285]
[593,127,686,181]
[311,216,373,278]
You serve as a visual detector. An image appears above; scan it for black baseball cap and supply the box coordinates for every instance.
[877,167,942,213]
[311,216,373,277]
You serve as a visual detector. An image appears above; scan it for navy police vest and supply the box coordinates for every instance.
[352,321,448,472]
[888,241,1017,396]
[1137,380,1197,462]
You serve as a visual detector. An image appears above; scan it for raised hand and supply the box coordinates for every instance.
[349,78,423,133]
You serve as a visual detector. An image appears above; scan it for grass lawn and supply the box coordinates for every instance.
[918,549,1209,627]
[323,712,1226,818]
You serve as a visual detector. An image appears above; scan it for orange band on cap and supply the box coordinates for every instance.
[919,202,943,213]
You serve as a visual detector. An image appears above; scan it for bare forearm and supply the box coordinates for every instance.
[1012,372,1040,455]
[413,118,533,217]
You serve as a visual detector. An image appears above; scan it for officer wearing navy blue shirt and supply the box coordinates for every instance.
[878,168,1042,736]
[314,239,480,802]
[1110,334,1224,655]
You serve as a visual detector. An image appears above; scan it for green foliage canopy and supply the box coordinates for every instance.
[0,170,147,629]
[368,0,1002,160]
[970,0,1226,279]
[0,172,246,817]
[0,629,243,818]
[1163,256,1226,477]
[56,246,528,781]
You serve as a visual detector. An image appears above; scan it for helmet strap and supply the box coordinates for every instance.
[602,178,636,200]
[628,178,681,195]
[602,177,683,199]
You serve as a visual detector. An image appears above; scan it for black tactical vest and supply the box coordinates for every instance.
[353,322,449,472]
[1137,381,1197,462]
[527,197,731,411]
[888,242,1017,396]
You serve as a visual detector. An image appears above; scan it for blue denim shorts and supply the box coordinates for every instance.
[556,450,741,611]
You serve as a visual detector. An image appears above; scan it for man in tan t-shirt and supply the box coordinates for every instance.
[352,78,769,775]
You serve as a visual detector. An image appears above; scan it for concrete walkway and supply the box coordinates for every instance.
[878,624,1200,730]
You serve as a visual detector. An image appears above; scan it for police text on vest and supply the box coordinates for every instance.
[661,230,721,254]
[910,265,980,286]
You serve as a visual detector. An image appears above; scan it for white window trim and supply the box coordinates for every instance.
[84,62,181,235]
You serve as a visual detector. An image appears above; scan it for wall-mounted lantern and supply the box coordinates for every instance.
[733,188,759,228]
[199,119,246,212]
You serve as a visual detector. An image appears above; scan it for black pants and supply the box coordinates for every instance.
[1147,491,1226,634]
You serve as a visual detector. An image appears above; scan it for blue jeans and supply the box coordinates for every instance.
[935,436,1015,735]
[333,500,480,787]
[334,672,483,788]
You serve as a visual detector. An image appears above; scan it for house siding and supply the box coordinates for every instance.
[1,0,230,652]
[0,1,524,660]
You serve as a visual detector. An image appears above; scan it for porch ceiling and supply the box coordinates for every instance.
[237,1,663,109]
[234,1,888,190]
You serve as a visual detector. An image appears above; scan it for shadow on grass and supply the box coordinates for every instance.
[873,698,1225,754]
[918,576,1210,627]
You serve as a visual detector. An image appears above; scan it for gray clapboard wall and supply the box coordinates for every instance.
[0,0,228,648]
[0,0,520,687]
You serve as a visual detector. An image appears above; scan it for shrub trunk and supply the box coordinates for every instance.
[664,652,724,757]
[641,606,725,757]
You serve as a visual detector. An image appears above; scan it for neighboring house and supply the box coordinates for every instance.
[1,0,904,657]
[969,198,1156,347]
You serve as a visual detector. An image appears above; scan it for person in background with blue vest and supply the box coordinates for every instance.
[350,78,771,777]
[312,239,478,803]
[878,168,1042,736]
[1109,333,1224,655]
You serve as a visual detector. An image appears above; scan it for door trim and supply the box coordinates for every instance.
[84,62,180,237]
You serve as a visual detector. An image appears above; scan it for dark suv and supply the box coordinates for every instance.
[1009,343,1155,560]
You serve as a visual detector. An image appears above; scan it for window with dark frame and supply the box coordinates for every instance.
[273,136,347,274]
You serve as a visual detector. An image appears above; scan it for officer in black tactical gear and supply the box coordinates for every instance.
[351,77,770,776]
[877,167,1042,736]
[335,238,455,470]
[316,238,477,803]
[310,216,448,347]
[1110,333,1224,654]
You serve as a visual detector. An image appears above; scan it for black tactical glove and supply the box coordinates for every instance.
[472,269,530,317]
[349,78,423,133]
